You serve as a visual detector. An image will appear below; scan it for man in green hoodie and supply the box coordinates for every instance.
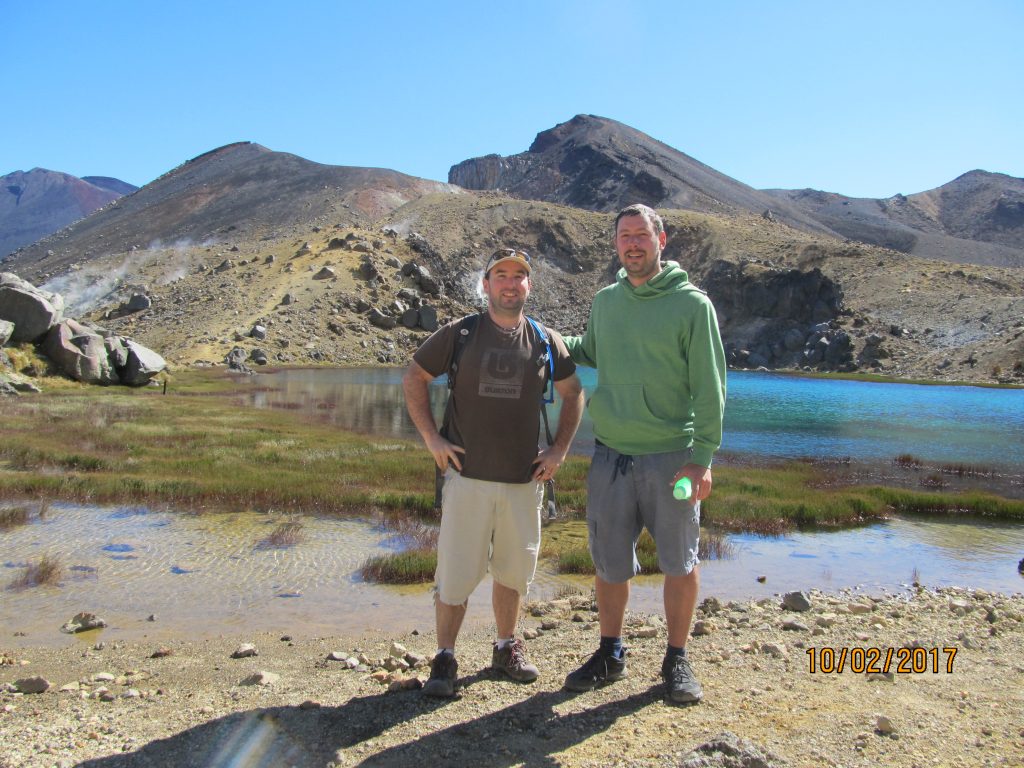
[562,203,726,704]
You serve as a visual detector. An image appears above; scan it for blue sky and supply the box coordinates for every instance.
[4,0,1022,198]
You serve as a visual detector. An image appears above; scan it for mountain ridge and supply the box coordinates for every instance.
[1,119,1021,386]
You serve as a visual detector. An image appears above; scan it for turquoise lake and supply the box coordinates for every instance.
[243,368,1024,474]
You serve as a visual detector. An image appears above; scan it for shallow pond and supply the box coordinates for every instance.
[2,503,1022,648]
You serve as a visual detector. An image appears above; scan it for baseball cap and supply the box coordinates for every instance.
[485,248,531,275]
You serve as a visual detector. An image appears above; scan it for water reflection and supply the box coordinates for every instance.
[1,503,1022,647]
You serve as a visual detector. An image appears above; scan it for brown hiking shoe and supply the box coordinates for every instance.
[423,650,458,698]
[491,639,539,683]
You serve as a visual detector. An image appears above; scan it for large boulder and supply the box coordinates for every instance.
[44,319,118,385]
[119,339,166,386]
[0,273,64,343]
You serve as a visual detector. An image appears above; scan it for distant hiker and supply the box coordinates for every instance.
[402,248,584,698]
[561,204,727,704]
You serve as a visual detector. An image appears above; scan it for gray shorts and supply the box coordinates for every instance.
[586,443,701,583]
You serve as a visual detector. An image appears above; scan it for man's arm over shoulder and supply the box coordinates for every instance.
[560,320,598,368]
[687,296,727,468]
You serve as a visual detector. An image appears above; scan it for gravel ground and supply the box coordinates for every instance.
[2,586,1023,767]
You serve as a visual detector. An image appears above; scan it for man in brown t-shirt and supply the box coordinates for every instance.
[403,248,584,698]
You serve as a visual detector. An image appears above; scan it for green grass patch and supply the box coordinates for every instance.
[359,549,437,584]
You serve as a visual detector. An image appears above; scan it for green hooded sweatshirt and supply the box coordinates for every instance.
[565,261,726,467]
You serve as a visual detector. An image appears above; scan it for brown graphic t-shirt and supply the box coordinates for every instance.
[413,313,576,483]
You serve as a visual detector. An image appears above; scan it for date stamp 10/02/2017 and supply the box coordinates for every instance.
[806,646,958,674]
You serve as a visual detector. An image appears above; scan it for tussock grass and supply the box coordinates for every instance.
[258,519,305,549]
[0,501,50,530]
[0,506,31,529]
[8,554,64,589]
[359,550,436,584]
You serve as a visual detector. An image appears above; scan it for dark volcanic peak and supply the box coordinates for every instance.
[5,142,461,278]
[1,168,134,258]
[448,114,836,236]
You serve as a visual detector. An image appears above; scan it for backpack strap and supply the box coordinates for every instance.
[447,312,481,392]
[525,316,555,405]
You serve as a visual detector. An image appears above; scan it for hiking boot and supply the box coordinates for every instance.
[491,639,539,683]
[423,650,458,698]
[563,646,628,691]
[662,653,703,703]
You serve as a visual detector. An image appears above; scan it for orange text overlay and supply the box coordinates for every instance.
[806,646,958,674]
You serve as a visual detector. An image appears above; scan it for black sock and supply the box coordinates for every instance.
[665,643,686,659]
[599,636,623,658]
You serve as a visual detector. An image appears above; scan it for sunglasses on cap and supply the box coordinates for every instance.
[485,248,532,274]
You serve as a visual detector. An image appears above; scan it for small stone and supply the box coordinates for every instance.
[782,592,812,612]
[240,671,279,687]
[389,642,408,659]
[14,676,51,694]
[691,620,714,637]
[151,647,173,658]
[231,643,258,659]
[875,715,896,735]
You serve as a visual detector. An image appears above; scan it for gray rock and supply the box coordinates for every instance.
[314,266,336,280]
[231,643,258,659]
[280,293,296,306]
[0,272,65,343]
[782,591,812,612]
[250,348,269,366]
[124,293,152,313]
[105,336,129,369]
[368,309,397,330]
[61,612,107,633]
[120,339,166,386]
[250,324,267,341]
[418,305,439,331]
[400,308,420,329]
[15,676,51,694]
[418,273,443,296]
[0,318,13,346]
[44,320,118,384]
[225,347,250,372]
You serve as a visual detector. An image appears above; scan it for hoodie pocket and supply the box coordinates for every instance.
[588,384,672,444]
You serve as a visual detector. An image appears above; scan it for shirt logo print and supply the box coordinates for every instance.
[479,348,525,399]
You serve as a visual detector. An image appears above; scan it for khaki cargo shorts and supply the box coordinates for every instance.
[434,469,544,605]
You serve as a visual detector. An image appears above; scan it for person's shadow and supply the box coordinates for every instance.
[75,670,666,767]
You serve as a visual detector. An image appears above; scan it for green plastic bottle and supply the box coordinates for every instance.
[672,477,692,500]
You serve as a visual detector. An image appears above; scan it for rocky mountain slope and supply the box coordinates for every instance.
[452,115,1024,269]
[2,125,1022,386]
[0,169,137,258]
[764,170,1024,267]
